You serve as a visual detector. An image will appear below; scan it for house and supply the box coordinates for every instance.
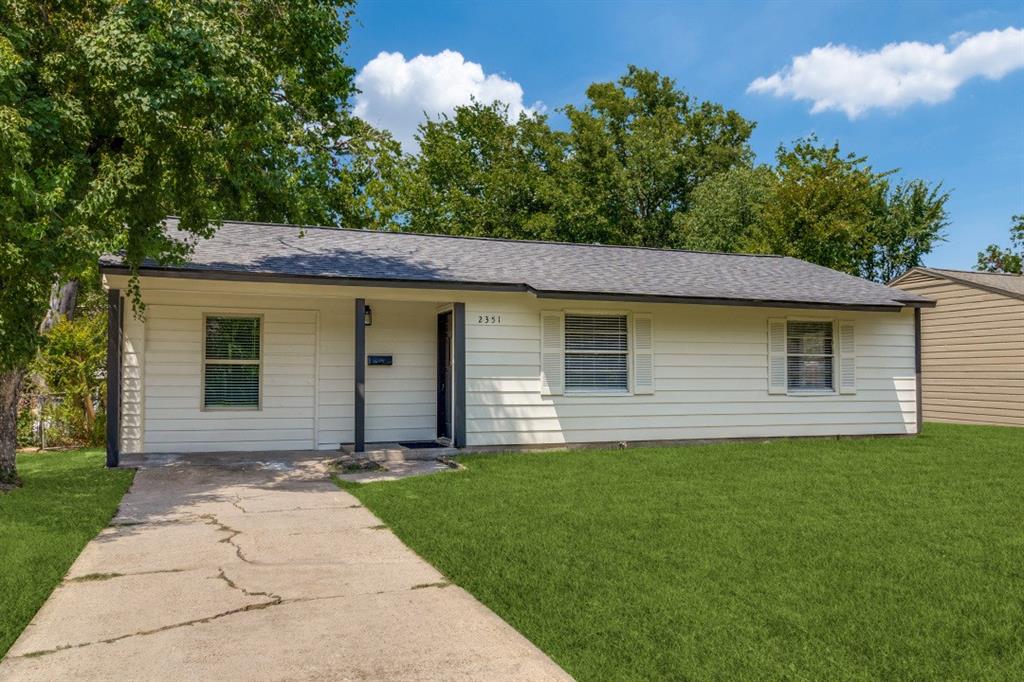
[98,218,934,466]
[889,267,1023,427]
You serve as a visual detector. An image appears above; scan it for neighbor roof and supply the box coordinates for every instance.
[99,218,933,311]
[894,267,1024,301]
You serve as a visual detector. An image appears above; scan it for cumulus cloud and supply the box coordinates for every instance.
[748,27,1024,118]
[353,50,539,150]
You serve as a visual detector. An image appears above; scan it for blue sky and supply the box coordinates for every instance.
[346,0,1024,269]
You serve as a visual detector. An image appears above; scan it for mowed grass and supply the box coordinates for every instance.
[344,423,1024,680]
[0,449,134,658]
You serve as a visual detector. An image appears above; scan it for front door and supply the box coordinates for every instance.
[437,311,453,442]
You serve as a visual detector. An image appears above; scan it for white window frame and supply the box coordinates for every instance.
[201,313,264,411]
[563,310,632,396]
[785,317,837,396]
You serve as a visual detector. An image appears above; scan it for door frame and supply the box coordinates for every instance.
[436,308,454,445]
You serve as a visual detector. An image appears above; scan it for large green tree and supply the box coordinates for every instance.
[398,67,756,248]
[561,66,755,247]
[681,138,949,282]
[401,101,566,240]
[976,214,1024,274]
[0,0,364,484]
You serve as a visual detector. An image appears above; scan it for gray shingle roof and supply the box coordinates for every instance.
[99,218,932,310]
[913,267,1024,300]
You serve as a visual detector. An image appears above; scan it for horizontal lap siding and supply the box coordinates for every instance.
[464,296,917,446]
[143,299,318,452]
[363,301,437,443]
[121,308,144,454]
[897,275,1024,426]
[318,303,353,448]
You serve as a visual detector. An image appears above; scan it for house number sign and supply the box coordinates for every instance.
[476,314,502,324]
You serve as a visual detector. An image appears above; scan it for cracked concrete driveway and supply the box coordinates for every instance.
[0,453,570,681]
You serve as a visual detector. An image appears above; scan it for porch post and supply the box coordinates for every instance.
[354,298,366,452]
[453,302,466,448]
[105,289,122,467]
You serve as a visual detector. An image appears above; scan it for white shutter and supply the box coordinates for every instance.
[540,311,564,396]
[632,314,654,394]
[768,318,787,395]
[837,320,856,394]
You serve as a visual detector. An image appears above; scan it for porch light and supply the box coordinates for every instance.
[364,305,373,327]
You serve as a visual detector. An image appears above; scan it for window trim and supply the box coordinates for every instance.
[784,317,837,397]
[563,310,632,397]
[201,313,264,411]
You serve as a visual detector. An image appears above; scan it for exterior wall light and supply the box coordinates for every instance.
[364,305,373,327]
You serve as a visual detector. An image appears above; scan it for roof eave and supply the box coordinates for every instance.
[101,264,920,313]
[892,267,1024,302]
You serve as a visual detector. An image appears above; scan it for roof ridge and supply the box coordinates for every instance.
[173,216,785,259]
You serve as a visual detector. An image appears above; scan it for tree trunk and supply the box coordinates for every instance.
[0,369,25,486]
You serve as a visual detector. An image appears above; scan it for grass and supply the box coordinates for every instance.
[0,449,134,658]
[342,423,1024,680]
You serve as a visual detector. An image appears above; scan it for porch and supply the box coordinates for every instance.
[103,283,469,466]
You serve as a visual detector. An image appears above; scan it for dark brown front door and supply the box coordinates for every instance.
[437,311,453,441]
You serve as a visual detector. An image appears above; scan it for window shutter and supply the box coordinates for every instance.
[632,314,654,394]
[540,311,564,396]
[767,318,786,395]
[837,320,856,394]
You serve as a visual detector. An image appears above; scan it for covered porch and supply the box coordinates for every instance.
[102,278,469,467]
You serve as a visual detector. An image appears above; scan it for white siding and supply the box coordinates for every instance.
[143,301,318,453]
[115,276,918,453]
[120,303,145,454]
[317,302,353,448]
[364,300,437,443]
[465,295,917,446]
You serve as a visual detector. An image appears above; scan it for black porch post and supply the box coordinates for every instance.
[105,289,122,467]
[354,298,366,452]
[453,302,466,448]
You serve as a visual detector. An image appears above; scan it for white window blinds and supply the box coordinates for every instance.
[564,314,629,393]
[203,316,261,409]
[786,320,834,393]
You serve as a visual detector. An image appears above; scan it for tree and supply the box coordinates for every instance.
[399,67,756,248]
[0,0,361,484]
[400,101,566,240]
[31,291,108,444]
[976,215,1024,274]
[683,138,948,282]
[678,165,776,252]
[561,66,755,247]
[860,179,949,283]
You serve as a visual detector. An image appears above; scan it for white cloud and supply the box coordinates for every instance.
[353,50,539,150]
[748,27,1024,118]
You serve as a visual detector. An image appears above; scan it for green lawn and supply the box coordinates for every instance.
[343,423,1024,681]
[0,449,134,658]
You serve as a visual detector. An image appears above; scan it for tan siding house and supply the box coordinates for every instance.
[890,268,1024,426]
[100,219,934,463]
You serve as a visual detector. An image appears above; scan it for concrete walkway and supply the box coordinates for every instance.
[0,453,570,681]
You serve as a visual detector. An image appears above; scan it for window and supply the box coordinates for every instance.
[786,320,834,393]
[564,314,629,393]
[203,316,261,409]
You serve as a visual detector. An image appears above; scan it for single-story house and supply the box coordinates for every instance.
[889,267,1023,426]
[99,218,935,466]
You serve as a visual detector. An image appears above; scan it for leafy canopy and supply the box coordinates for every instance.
[0,0,367,373]
[976,215,1024,274]
[397,74,948,283]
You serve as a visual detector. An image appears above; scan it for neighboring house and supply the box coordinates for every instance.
[889,267,1024,427]
[98,218,934,464]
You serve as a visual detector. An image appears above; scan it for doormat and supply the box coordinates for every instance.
[398,440,445,449]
